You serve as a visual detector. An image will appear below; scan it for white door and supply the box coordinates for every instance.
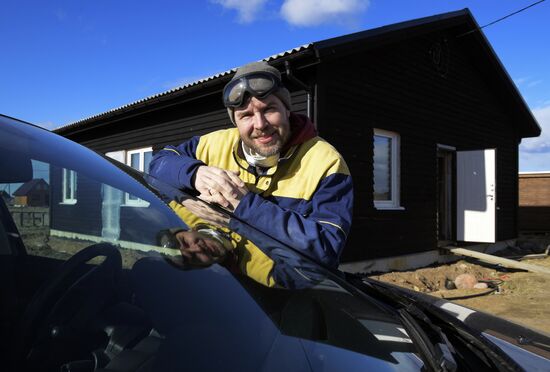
[456,149,496,243]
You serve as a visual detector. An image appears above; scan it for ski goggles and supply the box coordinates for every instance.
[223,71,282,108]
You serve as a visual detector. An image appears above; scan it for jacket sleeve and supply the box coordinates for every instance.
[148,136,204,190]
[229,172,353,268]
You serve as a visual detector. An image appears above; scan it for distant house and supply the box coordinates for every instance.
[13,179,50,207]
[519,172,550,233]
[54,9,541,267]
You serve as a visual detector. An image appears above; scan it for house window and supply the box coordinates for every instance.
[62,169,77,204]
[125,147,153,206]
[373,129,402,209]
[127,147,153,174]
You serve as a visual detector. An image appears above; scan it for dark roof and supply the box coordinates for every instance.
[54,8,540,138]
[13,179,49,196]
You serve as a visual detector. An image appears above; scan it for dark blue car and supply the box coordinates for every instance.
[1,114,549,371]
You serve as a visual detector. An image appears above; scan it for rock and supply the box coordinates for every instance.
[454,274,478,289]
[445,278,456,290]
[473,282,488,289]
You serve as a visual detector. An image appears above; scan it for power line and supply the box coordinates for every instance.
[481,0,545,29]
[457,0,546,38]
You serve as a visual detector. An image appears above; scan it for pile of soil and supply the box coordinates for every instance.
[370,259,500,294]
[370,243,550,335]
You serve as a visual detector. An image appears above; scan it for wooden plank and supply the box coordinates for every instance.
[441,246,550,275]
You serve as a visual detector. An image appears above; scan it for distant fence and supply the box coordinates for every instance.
[8,206,50,235]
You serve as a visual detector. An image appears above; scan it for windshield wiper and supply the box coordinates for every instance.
[348,277,457,371]
[397,305,457,372]
[354,277,524,372]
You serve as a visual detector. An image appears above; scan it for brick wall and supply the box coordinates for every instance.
[519,173,550,206]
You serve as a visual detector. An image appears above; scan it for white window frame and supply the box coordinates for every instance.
[124,147,152,207]
[61,169,77,204]
[373,129,403,210]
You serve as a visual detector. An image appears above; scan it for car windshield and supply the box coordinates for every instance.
[0,115,424,371]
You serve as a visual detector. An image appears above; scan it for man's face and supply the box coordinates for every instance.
[234,94,291,157]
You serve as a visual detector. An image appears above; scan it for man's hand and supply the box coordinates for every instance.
[176,230,228,267]
[193,165,248,211]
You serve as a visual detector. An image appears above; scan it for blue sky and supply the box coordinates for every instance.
[1,0,549,171]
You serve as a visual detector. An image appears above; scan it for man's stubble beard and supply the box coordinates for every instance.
[242,137,283,157]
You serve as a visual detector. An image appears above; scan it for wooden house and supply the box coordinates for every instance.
[13,179,49,207]
[53,9,541,267]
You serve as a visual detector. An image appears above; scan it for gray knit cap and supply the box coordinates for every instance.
[225,61,291,124]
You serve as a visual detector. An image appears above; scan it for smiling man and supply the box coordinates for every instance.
[149,61,353,268]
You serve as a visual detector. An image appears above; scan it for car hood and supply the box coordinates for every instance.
[361,278,550,369]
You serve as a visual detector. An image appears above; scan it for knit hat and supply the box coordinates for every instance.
[225,61,291,124]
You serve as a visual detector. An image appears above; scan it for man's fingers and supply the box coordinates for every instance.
[225,170,244,188]
[199,191,230,208]
[197,167,242,196]
[197,177,236,205]
[194,165,248,211]
[210,177,241,197]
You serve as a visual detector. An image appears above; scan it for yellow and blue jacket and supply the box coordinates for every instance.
[149,113,353,280]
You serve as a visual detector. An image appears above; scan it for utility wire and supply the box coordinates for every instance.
[457,0,546,38]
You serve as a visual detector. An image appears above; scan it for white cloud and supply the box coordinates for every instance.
[513,76,543,89]
[212,0,268,23]
[520,104,550,171]
[513,77,529,86]
[519,151,550,172]
[527,79,543,88]
[520,104,550,154]
[280,0,370,27]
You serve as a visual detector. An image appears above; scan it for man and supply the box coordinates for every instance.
[149,61,353,272]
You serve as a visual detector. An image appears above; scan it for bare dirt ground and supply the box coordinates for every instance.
[370,237,550,335]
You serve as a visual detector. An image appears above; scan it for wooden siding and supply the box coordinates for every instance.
[317,28,520,261]
[519,207,550,232]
